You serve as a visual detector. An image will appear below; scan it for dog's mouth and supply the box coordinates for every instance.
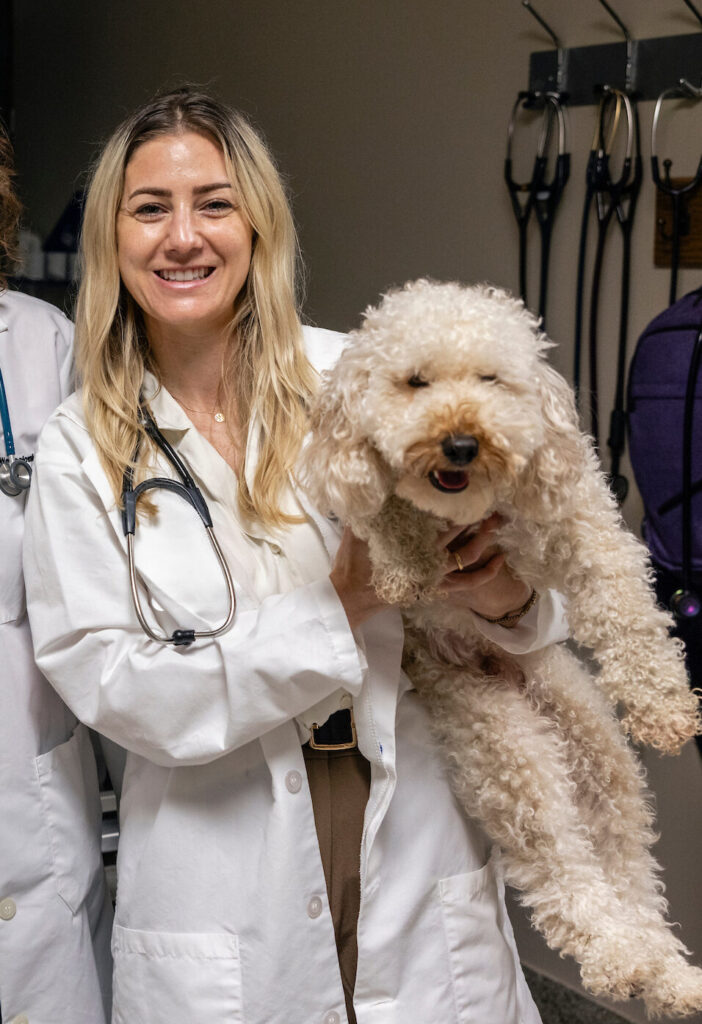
[428,469,470,493]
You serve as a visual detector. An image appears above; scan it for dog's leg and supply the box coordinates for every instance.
[521,645,702,1018]
[500,497,699,754]
[409,643,702,1015]
[362,496,445,604]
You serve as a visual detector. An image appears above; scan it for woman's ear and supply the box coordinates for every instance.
[299,366,392,523]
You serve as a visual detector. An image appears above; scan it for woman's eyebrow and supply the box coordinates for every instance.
[127,182,232,200]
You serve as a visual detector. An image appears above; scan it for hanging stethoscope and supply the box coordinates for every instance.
[121,404,236,646]
[0,366,34,497]
[505,90,570,332]
[574,83,642,504]
[651,79,702,308]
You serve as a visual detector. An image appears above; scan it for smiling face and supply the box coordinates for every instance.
[116,131,253,341]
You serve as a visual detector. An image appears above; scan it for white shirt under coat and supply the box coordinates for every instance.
[0,289,112,1024]
[24,325,566,1024]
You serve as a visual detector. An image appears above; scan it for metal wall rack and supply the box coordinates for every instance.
[523,0,702,105]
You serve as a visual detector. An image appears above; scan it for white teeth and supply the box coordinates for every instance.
[158,267,212,281]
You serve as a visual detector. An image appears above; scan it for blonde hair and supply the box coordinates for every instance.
[75,87,316,526]
[0,125,21,289]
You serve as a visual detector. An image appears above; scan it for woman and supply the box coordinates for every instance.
[0,126,112,1022]
[24,88,567,1024]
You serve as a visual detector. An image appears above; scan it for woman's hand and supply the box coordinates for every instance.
[438,514,533,625]
[330,527,387,630]
[330,514,534,631]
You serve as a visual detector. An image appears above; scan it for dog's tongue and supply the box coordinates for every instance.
[435,470,469,491]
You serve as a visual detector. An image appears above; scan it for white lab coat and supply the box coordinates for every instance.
[24,325,564,1024]
[0,290,112,1024]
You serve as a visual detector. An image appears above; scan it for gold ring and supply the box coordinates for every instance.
[453,551,464,572]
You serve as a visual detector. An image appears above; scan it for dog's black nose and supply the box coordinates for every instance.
[441,434,479,465]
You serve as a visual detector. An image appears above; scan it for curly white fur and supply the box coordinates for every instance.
[299,279,702,1017]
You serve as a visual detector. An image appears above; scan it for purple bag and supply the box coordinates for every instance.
[627,287,702,578]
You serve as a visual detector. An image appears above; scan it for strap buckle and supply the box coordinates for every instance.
[308,708,357,750]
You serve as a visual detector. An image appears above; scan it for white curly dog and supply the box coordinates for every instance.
[300,279,702,1018]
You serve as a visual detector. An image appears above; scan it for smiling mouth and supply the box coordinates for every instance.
[155,267,215,282]
[429,469,470,493]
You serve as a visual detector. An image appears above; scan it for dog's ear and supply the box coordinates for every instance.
[513,360,599,519]
[299,363,392,523]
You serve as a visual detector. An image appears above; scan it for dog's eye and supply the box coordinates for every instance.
[479,374,498,383]
[407,374,430,388]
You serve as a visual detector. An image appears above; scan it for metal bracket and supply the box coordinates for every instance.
[530,32,702,105]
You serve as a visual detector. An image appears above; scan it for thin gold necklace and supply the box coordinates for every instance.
[168,391,225,424]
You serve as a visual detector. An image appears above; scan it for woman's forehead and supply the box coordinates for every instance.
[123,131,231,193]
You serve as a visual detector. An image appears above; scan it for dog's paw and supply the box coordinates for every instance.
[622,697,701,755]
[640,959,702,1019]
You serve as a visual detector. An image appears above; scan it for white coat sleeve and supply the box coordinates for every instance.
[23,423,366,768]
[470,589,569,654]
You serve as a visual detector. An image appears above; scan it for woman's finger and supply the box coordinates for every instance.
[441,552,505,588]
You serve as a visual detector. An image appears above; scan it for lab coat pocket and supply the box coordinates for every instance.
[35,722,103,914]
[439,855,524,1024]
[111,926,244,1024]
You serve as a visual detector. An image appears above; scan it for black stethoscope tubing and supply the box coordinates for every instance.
[574,88,641,504]
[505,91,570,332]
[121,405,236,645]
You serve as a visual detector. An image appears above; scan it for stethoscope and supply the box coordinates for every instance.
[121,404,236,646]
[0,366,34,497]
[574,86,642,505]
[504,90,570,333]
[651,79,702,309]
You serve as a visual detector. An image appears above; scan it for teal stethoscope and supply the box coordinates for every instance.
[0,366,33,496]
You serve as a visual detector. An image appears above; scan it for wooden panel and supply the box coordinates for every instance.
[654,178,702,269]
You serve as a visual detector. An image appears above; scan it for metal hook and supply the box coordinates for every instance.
[522,1,565,93]
[681,0,702,28]
[596,0,634,93]
[679,77,702,99]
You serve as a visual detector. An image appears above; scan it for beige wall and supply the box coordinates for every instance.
[13,3,702,1020]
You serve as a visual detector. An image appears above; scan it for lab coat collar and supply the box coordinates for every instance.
[141,371,192,433]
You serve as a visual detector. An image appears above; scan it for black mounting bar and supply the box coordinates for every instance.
[529,32,702,105]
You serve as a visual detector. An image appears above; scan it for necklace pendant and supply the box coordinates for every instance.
[214,412,225,423]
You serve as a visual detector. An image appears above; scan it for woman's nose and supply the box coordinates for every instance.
[166,208,201,254]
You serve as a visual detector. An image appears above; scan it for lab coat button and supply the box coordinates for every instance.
[307,895,323,919]
[0,898,16,920]
[269,543,282,555]
[285,769,302,793]
[323,1013,340,1024]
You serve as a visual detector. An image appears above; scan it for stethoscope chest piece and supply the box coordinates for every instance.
[1,364,34,497]
[0,455,33,497]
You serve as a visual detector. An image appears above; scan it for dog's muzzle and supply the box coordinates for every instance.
[428,435,478,493]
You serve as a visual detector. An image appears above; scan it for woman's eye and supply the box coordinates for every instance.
[407,374,430,388]
[134,203,166,218]
[202,199,233,214]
